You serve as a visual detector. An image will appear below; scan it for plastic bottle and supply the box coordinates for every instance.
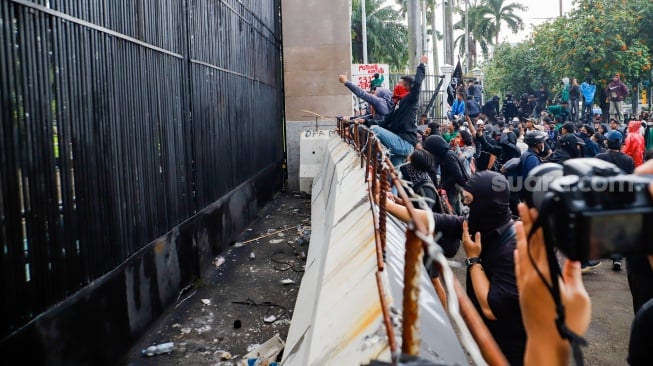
[141,342,175,356]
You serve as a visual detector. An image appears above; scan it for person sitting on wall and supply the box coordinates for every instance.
[338,74,394,127]
[361,55,428,167]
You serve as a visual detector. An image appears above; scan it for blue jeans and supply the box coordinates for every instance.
[370,125,414,167]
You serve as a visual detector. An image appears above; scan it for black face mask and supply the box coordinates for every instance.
[464,171,513,236]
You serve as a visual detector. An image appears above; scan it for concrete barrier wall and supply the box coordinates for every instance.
[282,137,467,365]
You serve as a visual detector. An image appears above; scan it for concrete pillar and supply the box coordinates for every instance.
[281,0,352,191]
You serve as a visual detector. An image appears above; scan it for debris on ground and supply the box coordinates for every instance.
[141,342,175,357]
[214,256,226,268]
[121,192,310,366]
[240,334,285,366]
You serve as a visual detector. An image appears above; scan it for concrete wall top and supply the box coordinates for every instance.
[282,137,468,365]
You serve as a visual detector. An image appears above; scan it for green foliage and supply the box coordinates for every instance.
[351,0,408,71]
[484,42,542,98]
[484,0,653,99]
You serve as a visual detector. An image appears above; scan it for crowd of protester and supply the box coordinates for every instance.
[339,59,653,365]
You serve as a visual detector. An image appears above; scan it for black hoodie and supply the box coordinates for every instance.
[423,135,466,194]
[463,171,525,365]
[421,171,525,365]
[379,63,424,146]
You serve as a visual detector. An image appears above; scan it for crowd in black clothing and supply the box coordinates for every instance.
[375,96,653,365]
[339,63,653,364]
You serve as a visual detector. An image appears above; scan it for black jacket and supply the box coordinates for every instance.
[380,64,425,146]
[423,135,466,194]
[426,182,526,365]
[501,99,519,121]
[596,150,635,174]
[481,100,500,119]
[474,132,502,171]
[500,131,521,163]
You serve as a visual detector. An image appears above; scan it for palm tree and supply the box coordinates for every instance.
[453,3,495,66]
[483,0,526,45]
[352,0,408,70]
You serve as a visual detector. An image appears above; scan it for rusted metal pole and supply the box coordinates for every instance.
[430,277,447,311]
[379,168,388,253]
[368,178,385,272]
[453,279,509,366]
[353,124,360,151]
[401,228,423,355]
[376,271,398,354]
[365,134,373,180]
[359,126,366,169]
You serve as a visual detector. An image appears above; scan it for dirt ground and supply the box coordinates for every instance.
[119,190,635,365]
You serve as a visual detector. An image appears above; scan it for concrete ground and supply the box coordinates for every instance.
[118,191,311,366]
[119,190,634,365]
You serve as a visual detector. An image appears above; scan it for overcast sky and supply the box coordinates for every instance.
[507,0,576,43]
[380,0,577,70]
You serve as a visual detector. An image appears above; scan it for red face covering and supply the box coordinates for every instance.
[392,85,409,104]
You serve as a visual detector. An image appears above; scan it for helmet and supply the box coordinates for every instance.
[523,131,548,147]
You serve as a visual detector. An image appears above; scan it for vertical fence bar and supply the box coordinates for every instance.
[1,0,283,340]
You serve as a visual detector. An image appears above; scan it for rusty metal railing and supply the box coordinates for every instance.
[336,120,508,366]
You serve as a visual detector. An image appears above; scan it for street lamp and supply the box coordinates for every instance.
[472,67,484,105]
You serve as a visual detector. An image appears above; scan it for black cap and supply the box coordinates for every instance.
[400,75,414,84]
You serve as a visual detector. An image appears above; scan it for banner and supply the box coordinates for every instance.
[350,63,390,91]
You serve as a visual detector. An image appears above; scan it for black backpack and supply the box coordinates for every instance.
[412,177,440,211]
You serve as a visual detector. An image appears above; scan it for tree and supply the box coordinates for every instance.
[352,0,409,71]
[483,0,653,104]
[483,0,526,45]
[453,2,495,66]
[532,0,652,90]
[483,42,542,100]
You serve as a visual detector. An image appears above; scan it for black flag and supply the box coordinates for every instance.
[447,59,463,106]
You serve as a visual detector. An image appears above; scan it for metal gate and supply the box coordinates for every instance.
[0,0,283,341]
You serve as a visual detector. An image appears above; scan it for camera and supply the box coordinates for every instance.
[524,158,653,261]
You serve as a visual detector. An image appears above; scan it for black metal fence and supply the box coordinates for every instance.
[0,0,283,340]
[388,73,447,121]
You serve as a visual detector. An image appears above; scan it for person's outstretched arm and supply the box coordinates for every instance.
[339,75,388,115]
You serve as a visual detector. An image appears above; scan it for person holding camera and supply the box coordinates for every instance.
[375,170,527,365]
[514,158,653,365]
